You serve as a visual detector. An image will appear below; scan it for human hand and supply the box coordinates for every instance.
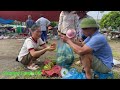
[57,30,61,36]
[50,43,56,48]
[60,34,70,43]
[73,38,83,46]
[47,43,56,51]
[48,26,53,30]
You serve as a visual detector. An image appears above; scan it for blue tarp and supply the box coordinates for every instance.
[0,18,14,24]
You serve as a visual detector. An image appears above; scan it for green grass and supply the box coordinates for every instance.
[113,71,120,79]
[112,51,120,59]
[0,66,61,79]
[1,51,119,79]
[1,61,119,79]
[1,55,119,79]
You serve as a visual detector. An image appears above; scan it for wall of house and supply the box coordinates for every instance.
[0,11,61,22]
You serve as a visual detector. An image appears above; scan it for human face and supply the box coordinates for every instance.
[82,28,93,37]
[32,27,41,39]
[77,12,86,19]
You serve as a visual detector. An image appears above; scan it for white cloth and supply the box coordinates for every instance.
[58,11,78,34]
[36,17,51,31]
[18,37,45,61]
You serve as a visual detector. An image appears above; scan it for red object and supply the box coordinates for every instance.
[42,65,62,77]
[0,11,61,22]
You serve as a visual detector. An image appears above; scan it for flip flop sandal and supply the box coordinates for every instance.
[34,65,40,69]
[27,66,37,70]
[27,63,39,70]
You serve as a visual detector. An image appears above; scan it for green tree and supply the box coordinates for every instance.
[100,11,120,30]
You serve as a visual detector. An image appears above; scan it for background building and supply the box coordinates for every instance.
[0,11,61,22]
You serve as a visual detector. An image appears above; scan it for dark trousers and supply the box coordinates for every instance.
[41,31,47,42]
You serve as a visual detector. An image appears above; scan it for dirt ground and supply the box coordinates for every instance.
[0,38,120,79]
[108,38,120,60]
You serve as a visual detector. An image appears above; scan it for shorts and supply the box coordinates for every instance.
[21,53,36,66]
[92,56,111,73]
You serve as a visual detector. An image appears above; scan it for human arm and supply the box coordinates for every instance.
[26,38,55,58]
[60,35,92,55]
[46,19,51,27]
[35,19,40,26]
[29,45,56,58]
[72,39,85,47]
[38,43,47,50]
[38,38,47,50]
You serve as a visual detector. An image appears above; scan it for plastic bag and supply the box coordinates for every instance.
[56,39,74,68]
[62,68,86,79]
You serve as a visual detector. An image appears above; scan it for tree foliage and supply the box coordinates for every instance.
[50,21,58,27]
[100,11,120,30]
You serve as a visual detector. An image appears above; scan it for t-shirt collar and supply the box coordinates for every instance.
[91,30,99,37]
[31,37,37,43]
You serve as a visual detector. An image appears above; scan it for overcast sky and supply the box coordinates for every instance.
[87,11,111,19]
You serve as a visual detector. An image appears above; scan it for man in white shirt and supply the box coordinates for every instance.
[58,11,78,35]
[16,24,56,70]
[36,14,51,43]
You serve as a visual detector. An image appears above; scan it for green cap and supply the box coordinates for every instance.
[80,18,99,29]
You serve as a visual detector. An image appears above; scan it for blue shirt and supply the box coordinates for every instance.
[26,19,35,28]
[84,31,113,69]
